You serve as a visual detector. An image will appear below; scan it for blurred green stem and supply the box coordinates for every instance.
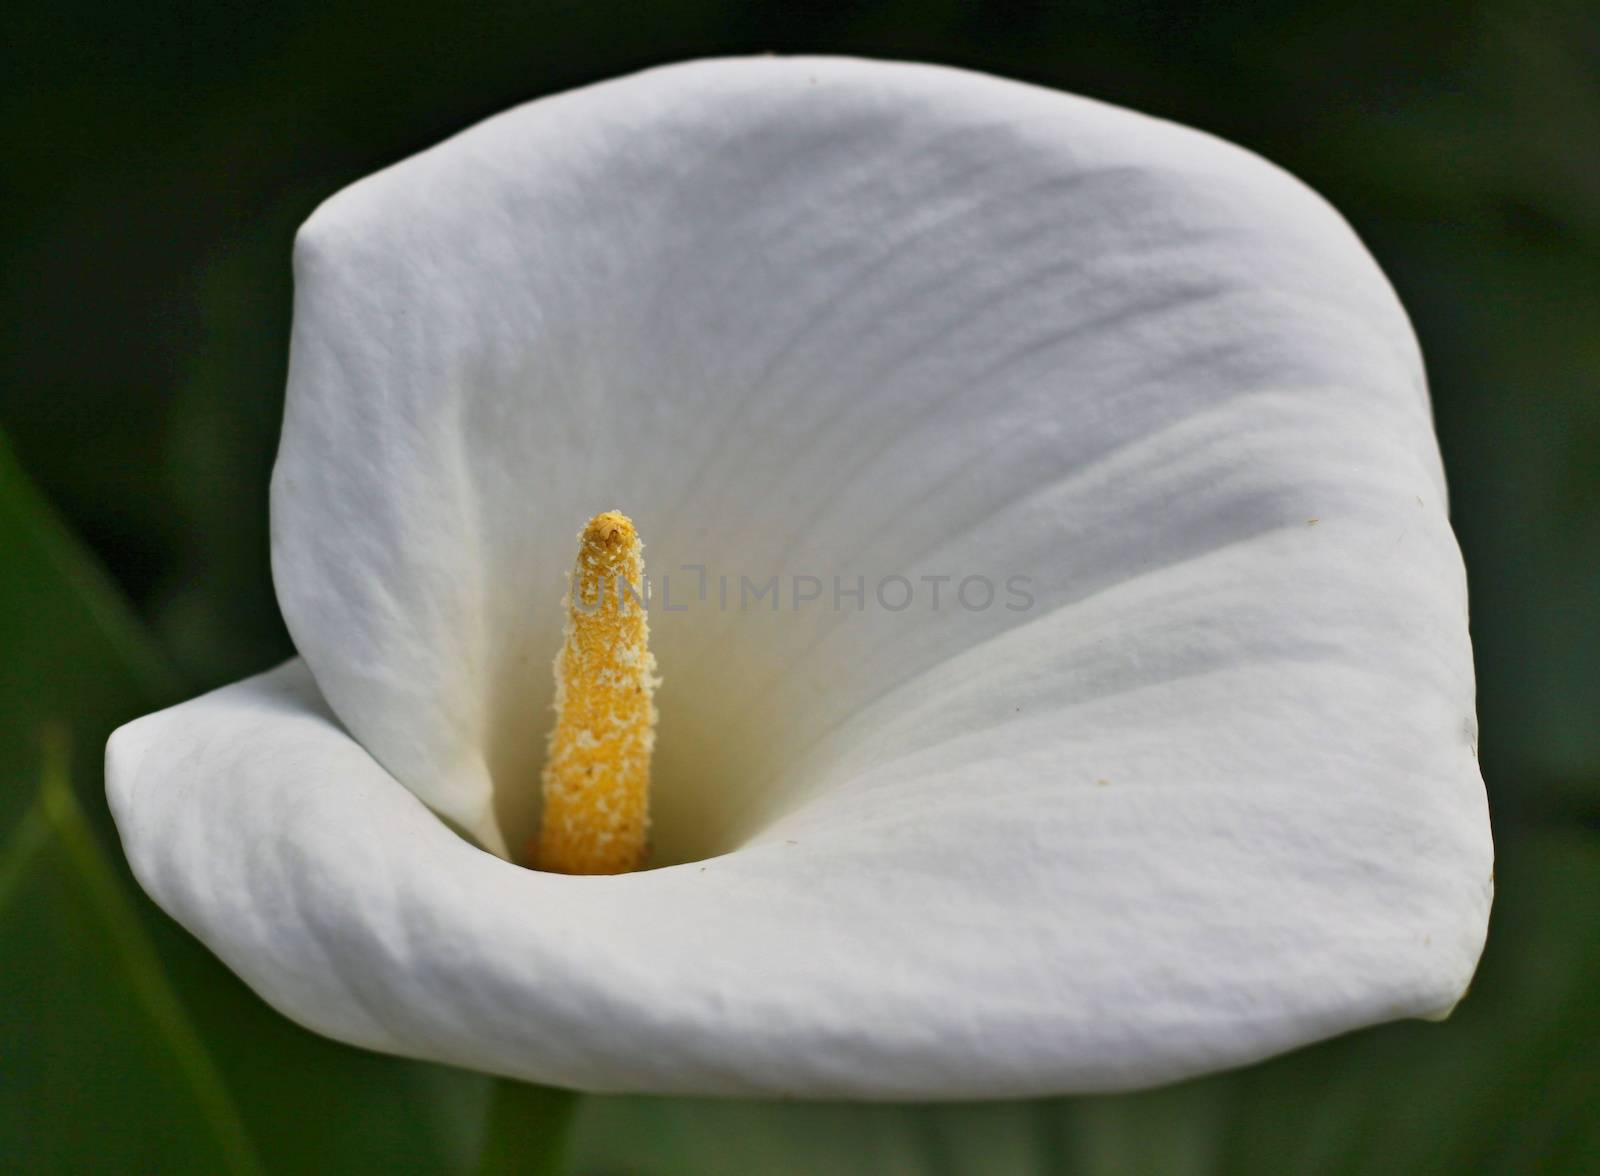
[476,1079,579,1175]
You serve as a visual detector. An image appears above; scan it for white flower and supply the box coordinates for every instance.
[106,56,1493,1099]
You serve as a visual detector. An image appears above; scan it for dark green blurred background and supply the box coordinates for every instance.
[3,2,1597,1172]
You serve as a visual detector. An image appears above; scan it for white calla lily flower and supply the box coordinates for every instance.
[106,56,1493,1099]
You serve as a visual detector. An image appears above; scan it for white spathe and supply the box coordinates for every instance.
[106,56,1493,1099]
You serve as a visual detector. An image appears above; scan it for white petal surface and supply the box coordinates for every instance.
[111,56,1493,1096]
[109,659,1486,1097]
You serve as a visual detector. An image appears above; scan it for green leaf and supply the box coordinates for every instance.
[0,433,183,839]
[0,436,505,1173]
[0,432,250,1171]
[0,801,49,916]
[0,793,254,1173]
[0,438,181,707]
[5,729,264,1173]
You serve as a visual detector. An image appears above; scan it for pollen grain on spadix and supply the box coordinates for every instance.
[532,510,657,874]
